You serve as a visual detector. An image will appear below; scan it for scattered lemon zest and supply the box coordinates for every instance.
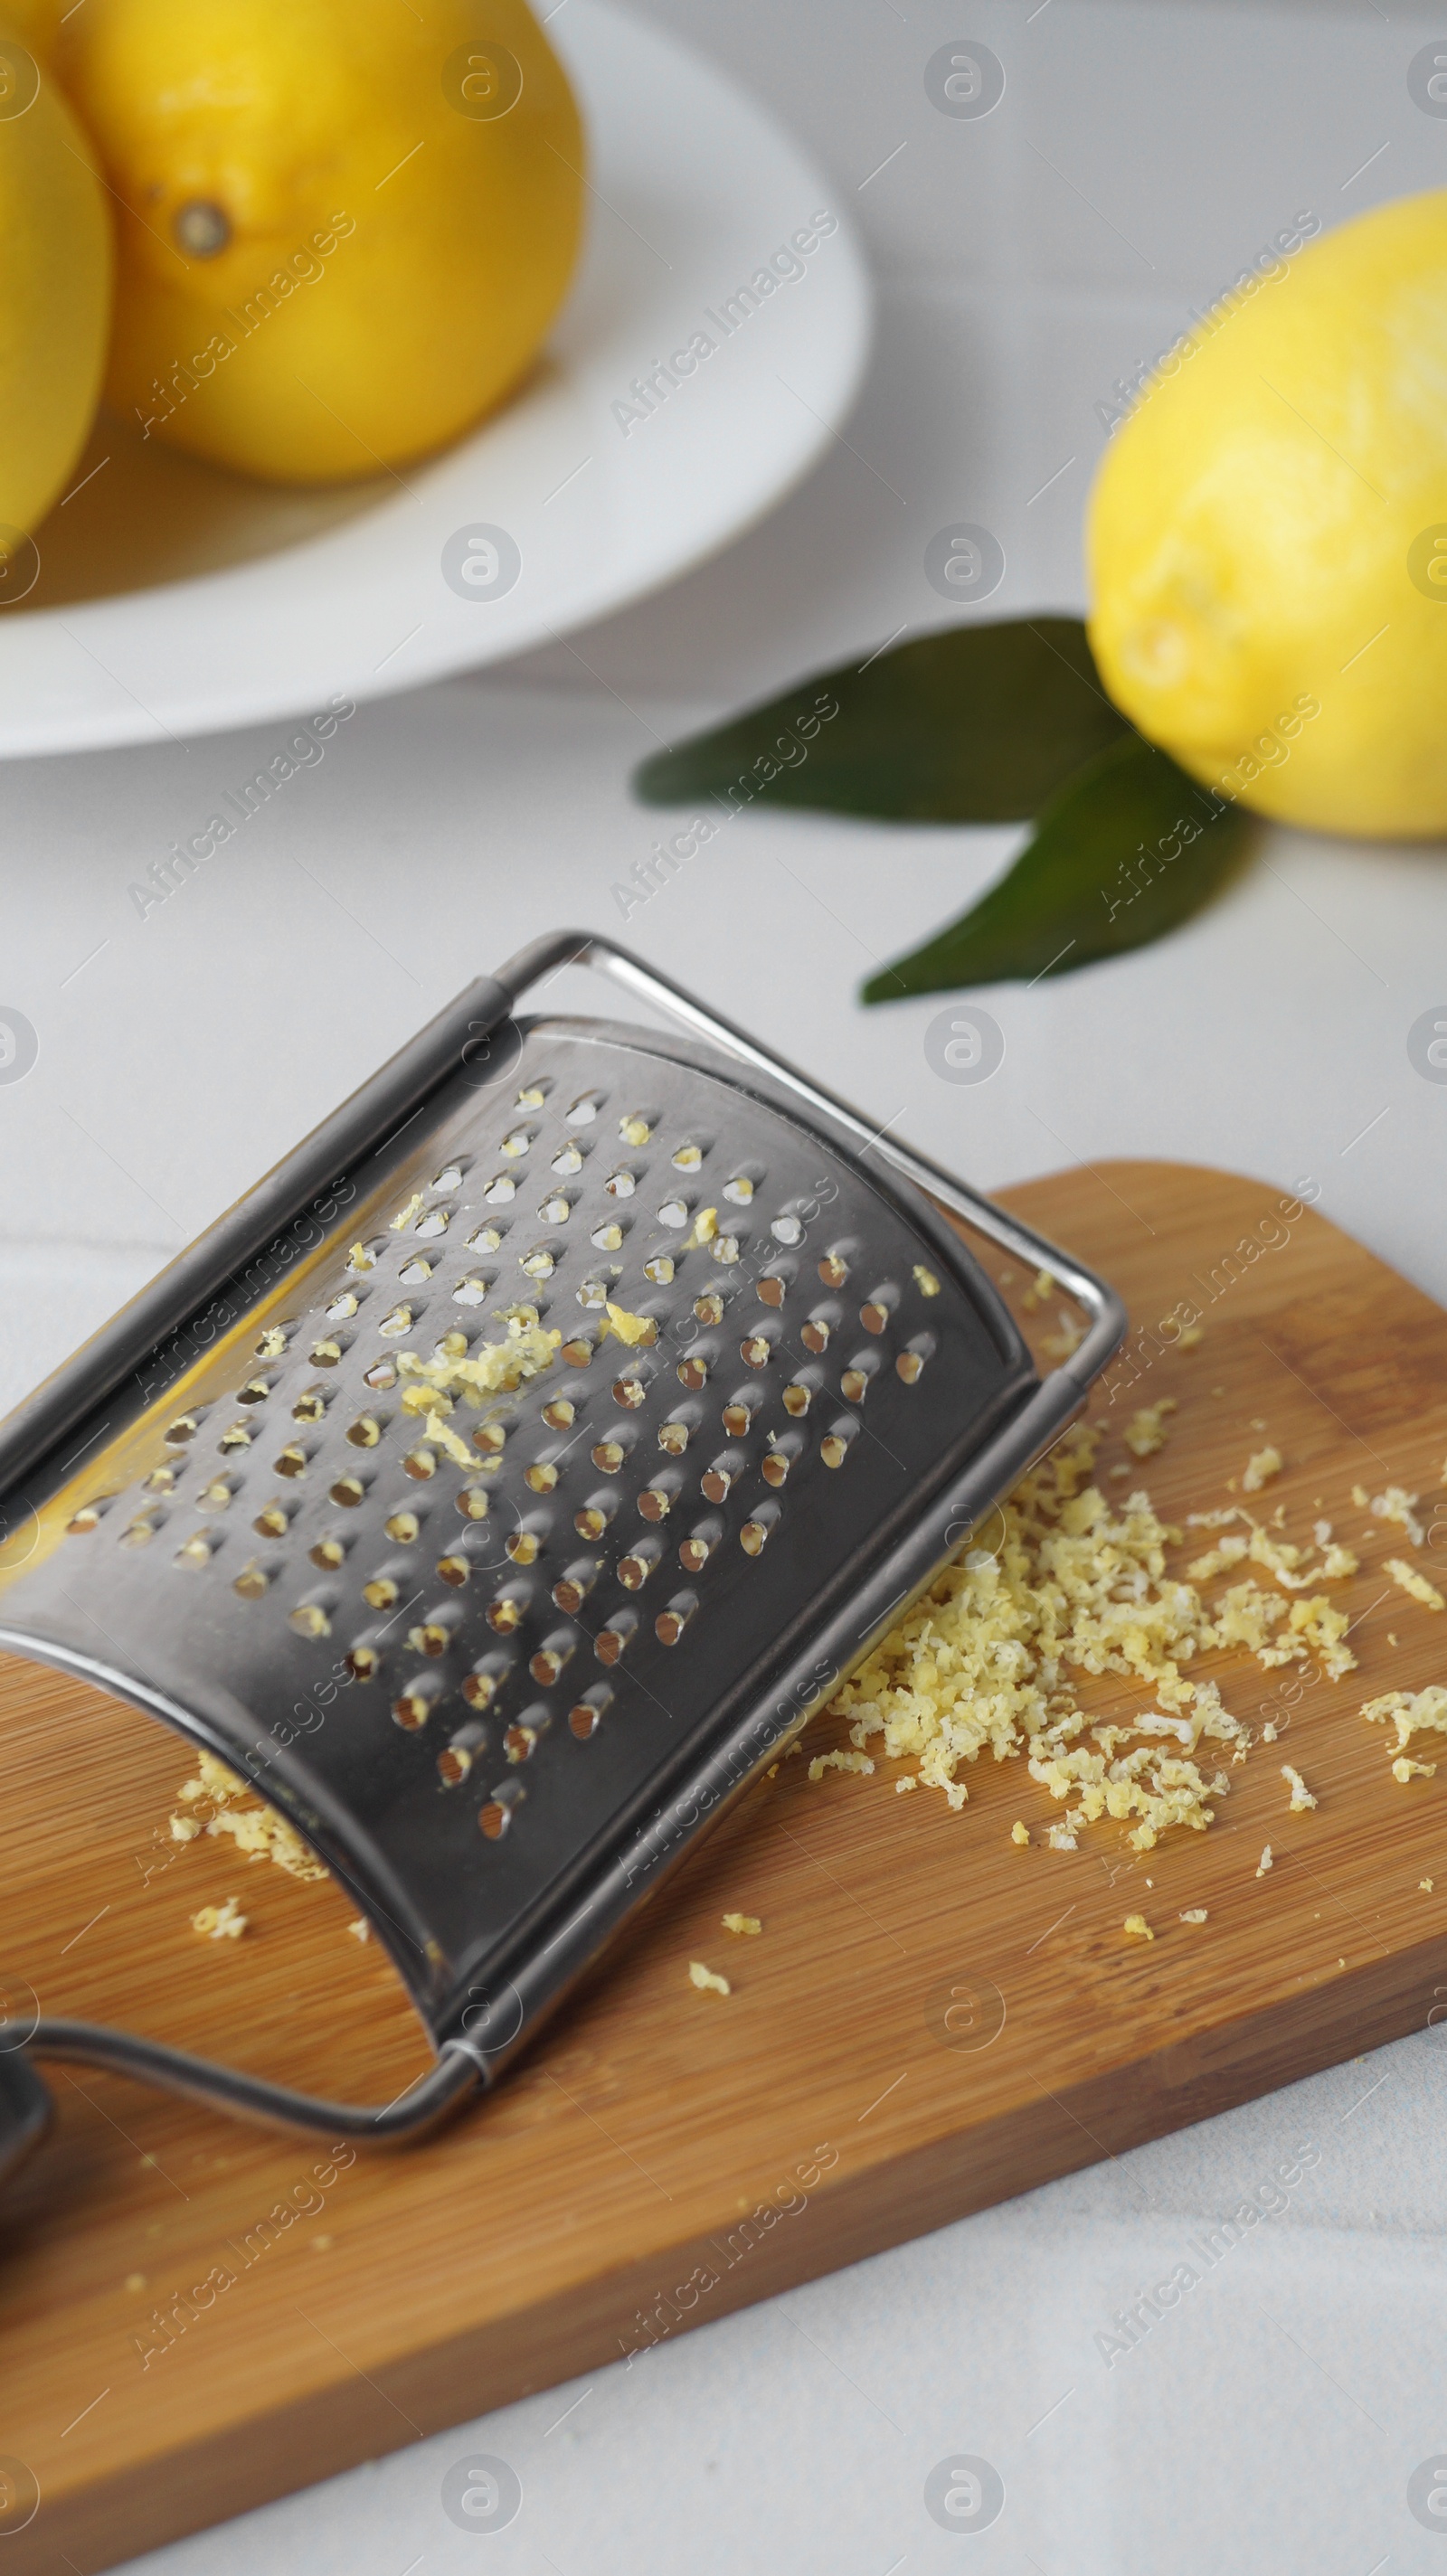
[688,1960,731,1996]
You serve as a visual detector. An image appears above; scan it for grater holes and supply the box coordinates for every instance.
[194,1477,235,1511]
[820,1419,859,1469]
[604,1166,639,1199]
[364,1358,399,1392]
[721,1390,760,1439]
[291,1388,328,1425]
[611,1370,649,1411]
[553,1559,601,1613]
[897,1334,935,1384]
[818,1250,851,1288]
[550,1140,586,1177]
[619,1110,655,1147]
[519,1244,559,1281]
[218,1420,254,1453]
[232,1560,270,1599]
[345,1643,382,1681]
[164,1412,203,1447]
[840,1353,880,1404]
[402,1447,438,1482]
[678,1518,721,1572]
[144,1465,178,1494]
[399,1256,434,1287]
[65,1499,110,1535]
[739,1329,777,1370]
[505,1708,549,1763]
[781,1375,818,1418]
[723,1165,761,1206]
[363,1572,402,1611]
[590,1436,633,1476]
[451,1273,490,1307]
[655,1592,697,1646]
[324,1290,361,1324]
[595,1609,638,1665]
[329,1472,369,1507]
[254,1325,290,1359]
[710,1231,743,1267]
[618,1540,662,1590]
[392,1678,440,1731]
[657,1197,690,1231]
[757,1268,792,1308]
[479,1779,525,1838]
[309,1336,347,1368]
[692,1292,724,1326]
[466,1221,506,1254]
[175,1530,218,1571]
[525,1458,560,1494]
[529,1632,576,1686]
[406,1609,459,1659]
[739,1504,780,1557]
[377,1304,415,1341]
[431,1160,468,1192]
[437,1722,486,1786]
[274,1444,310,1480]
[701,1452,745,1505]
[515,1084,548,1111]
[384,1508,422,1543]
[540,1395,576,1430]
[235,1376,275,1407]
[463,1655,511,1712]
[670,1140,705,1171]
[577,1277,609,1312]
[537,1193,573,1226]
[487,1587,529,1635]
[560,1335,595,1367]
[253,1502,289,1538]
[289,1599,334,1640]
[567,1092,602,1125]
[770,1213,804,1248]
[346,1239,384,1274]
[346,1413,383,1448]
[569,1684,612,1738]
[414,1206,450,1242]
[801,1307,837,1354]
[676,1350,711,1392]
[436,1552,473,1589]
[637,1476,678,1522]
[505,1520,547,1567]
[657,1414,694,1455]
[471,1423,506,1461]
[590,1218,625,1253]
[761,1434,800,1488]
[309,1534,349,1571]
[499,1128,534,1161]
[643,1253,675,1286]
[860,1287,898,1335]
[574,1495,616,1541]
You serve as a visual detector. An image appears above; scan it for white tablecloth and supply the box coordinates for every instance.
[5,1,1445,2566]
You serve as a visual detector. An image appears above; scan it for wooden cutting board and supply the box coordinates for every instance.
[5,1160,1447,2574]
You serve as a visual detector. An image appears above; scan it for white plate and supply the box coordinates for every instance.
[0,0,871,758]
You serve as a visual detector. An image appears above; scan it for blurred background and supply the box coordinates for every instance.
[5,1,1447,2568]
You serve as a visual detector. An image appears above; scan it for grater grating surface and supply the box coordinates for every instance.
[0,936,1124,2146]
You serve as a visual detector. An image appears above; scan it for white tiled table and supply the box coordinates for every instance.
[5,3,1447,2567]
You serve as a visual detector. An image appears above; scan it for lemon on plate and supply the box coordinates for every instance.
[1088,190,1447,840]
[0,14,110,551]
[46,0,584,484]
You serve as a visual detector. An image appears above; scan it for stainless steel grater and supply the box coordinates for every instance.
[0,932,1124,2173]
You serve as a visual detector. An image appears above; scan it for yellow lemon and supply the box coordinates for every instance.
[0,19,110,544]
[49,0,584,484]
[1088,191,1447,840]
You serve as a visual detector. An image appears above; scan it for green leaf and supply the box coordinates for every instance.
[632,618,1130,824]
[861,734,1256,1001]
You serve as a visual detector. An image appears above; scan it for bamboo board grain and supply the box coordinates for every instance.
[5,1158,1447,2572]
